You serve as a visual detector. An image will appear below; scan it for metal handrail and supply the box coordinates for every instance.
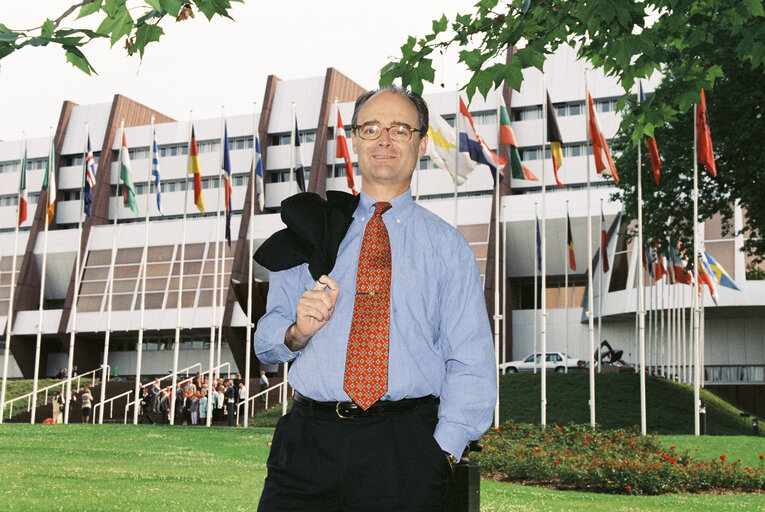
[3,365,109,420]
[236,381,291,425]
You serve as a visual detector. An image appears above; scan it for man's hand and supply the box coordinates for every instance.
[285,275,339,351]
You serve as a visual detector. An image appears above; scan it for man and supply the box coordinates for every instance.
[140,388,155,425]
[158,389,170,424]
[259,371,269,402]
[224,380,237,426]
[254,86,496,511]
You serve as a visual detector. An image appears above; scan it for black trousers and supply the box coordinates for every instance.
[257,397,451,512]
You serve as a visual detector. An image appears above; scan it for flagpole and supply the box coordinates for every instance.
[290,102,296,196]
[333,98,338,191]
[564,200,569,374]
[598,199,604,374]
[533,201,538,375]
[540,77,548,427]
[1,135,25,424]
[453,89,459,227]
[65,124,89,423]
[502,203,508,374]
[98,121,123,424]
[31,128,55,424]
[133,118,154,425]
[209,108,224,425]
[170,113,193,426]
[692,102,701,435]
[584,70,596,426]
[636,84,647,434]
[243,102,259,428]
[492,86,501,430]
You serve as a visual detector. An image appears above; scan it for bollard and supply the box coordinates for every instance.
[753,418,759,436]
[699,403,707,435]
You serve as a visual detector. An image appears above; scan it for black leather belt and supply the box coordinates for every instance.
[293,392,436,419]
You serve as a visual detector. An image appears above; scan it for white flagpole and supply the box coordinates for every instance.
[533,201,538,375]
[493,87,501,429]
[170,113,194,426]
[132,118,154,425]
[598,198,604,374]
[636,85,647,434]
[1,135,25,424]
[660,276,666,379]
[584,71,596,426]
[692,101,701,435]
[290,102,296,196]
[540,77,548,426]
[564,200,569,373]
[502,203,508,374]
[32,129,54,424]
[209,108,224,424]
[453,89,460,227]
[333,97,338,189]
[99,121,122,424]
[65,124,89,423]
[243,102,259,428]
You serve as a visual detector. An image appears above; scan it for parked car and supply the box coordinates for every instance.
[500,352,586,373]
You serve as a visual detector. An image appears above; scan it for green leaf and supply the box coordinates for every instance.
[41,19,55,39]
[64,45,96,75]
[132,23,164,57]
[0,43,14,60]
[77,0,104,19]
[0,31,20,43]
[417,57,436,84]
[103,0,127,18]
[160,0,184,17]
[25,37,50,47]
[521,0,530,14]
[145,0,163,11]
[96,5,134,47]
[432,14,448,33]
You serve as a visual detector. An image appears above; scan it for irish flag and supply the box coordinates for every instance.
[189,125,205,214]
[120,132,138,214]
[498,94,538,182]
[41,137,56,224]
[18,144,28,226]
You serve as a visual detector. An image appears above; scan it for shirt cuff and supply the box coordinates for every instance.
[433,421,470,460]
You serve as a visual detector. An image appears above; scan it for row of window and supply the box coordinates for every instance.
[513,98,619,122]
[0,158,49,174]
[269,130,317,146]
[126,136,255,161]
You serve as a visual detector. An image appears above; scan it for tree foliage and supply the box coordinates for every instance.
[0,1,243,75]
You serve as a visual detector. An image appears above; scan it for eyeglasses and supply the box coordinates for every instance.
[354,123,422,142]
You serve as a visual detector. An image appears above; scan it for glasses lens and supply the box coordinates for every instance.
[388,125,413,142]
[359,124,381,140]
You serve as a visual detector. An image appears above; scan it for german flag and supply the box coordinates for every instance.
[546,92,564,187]
[189,125,205,214]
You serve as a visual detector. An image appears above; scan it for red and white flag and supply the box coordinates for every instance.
[588,91,619,184]
[601,207,610,273]
[696,88,716,176]
[336,111,357,195]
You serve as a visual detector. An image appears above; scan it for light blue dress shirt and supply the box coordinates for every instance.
[254,189,497,458]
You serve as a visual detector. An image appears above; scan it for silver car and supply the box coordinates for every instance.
[500,352,585,373]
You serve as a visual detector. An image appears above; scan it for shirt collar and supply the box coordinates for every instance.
[356,189,415,222]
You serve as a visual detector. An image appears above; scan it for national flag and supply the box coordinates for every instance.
[651,244,667,281]
[567,213,576,271]
[119,132,138,215]
[600,208,609,273]
[587,91,619,185]
[669,244,693,285]
[458,97,506,185]
[698,252,719,305]
[546,92,564,188]
[535,215,542,272]
[151,129,163,215]
[639,82,661,185]
[643,245,655,280]
[18,144,28,226]
[293,118,307,193]
[188,125,205,214]
[426,105,477,184]
[41,137,57,224]
[704,251,741,291]
[83,134,96,218]
[498,94,538,182]
[336,111,357,195]
[696,88,716,176]
[222,123,233,248]
[254,134,264,212]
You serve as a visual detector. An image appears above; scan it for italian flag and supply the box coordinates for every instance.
[189,126,205,214]
[41,138,56,224]
[18,145,28,226]
[120,132,138,214]
[498,94,538,181]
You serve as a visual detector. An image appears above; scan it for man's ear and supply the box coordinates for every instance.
[351,129,358,155]
[418,132,429,158]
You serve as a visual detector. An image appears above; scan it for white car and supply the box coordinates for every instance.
[500,352,585,373]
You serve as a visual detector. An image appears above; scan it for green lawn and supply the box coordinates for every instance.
[1,424,763,511]
[661,434,765,467]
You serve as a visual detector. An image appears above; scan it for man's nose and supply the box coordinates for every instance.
[377,128,393,145]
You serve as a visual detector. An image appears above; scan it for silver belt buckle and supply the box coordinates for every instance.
[335,402,354,419]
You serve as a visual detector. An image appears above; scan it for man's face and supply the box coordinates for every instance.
[352,91,428,198]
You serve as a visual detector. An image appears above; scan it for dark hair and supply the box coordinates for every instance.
[351,85,428,136]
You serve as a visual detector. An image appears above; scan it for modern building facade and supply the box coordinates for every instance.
[1,47,763,413]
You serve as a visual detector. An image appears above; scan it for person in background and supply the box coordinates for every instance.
[80,387,93,424]
[56,368,67,380]
[158,389,170,424]
[224,380,237,426]
[71,365,78,378]
[216,384,226,422]
[199,391,208,426]
[259,371,269,403]
[52,390,65,423]
[190,392,199,425]
[140,388,155,424]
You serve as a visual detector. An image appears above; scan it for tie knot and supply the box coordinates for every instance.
[373,202,392,216]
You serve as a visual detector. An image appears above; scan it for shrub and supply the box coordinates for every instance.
[473,423,765,495]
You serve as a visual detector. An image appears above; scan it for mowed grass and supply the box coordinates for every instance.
[661,434,765,467]
[1,424,764,511]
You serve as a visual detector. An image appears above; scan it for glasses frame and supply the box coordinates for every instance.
[353,123,422,142]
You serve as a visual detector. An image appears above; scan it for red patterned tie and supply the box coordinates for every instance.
[343,202,392,410]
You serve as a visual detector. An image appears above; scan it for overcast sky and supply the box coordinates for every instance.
[0,1,480,141]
